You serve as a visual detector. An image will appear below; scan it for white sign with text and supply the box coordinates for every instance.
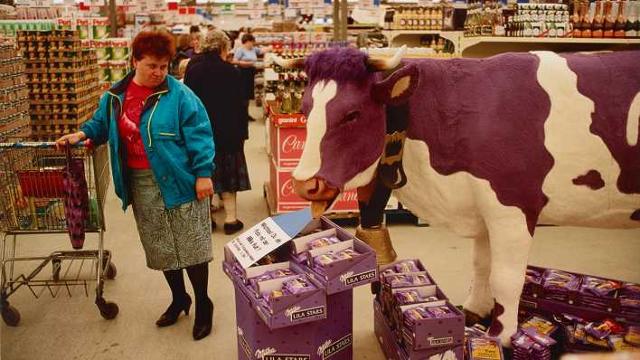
[228,218,292,268]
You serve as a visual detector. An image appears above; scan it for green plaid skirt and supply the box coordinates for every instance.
[129,169,212,271]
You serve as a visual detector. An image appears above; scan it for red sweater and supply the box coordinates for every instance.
[118,81,154,169]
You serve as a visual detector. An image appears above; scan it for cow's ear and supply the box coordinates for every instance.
[372,64,419,105]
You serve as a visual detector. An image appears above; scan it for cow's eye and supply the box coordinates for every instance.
[344,111,359,124]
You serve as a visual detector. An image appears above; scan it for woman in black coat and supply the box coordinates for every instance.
[184,30,250,235]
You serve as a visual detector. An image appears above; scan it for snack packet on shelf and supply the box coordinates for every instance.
[385,273,432,288]
[394,260,421,273]
[282,275,316,295]
[308,236,340,249]
[468,337,504,360]
[520,316,558,337]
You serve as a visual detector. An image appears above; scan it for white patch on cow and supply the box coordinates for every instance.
[344,157,380,189]
[292,80,337,181]
[627,91,640,146]
[533,51,640,227]
[394,139,532,346]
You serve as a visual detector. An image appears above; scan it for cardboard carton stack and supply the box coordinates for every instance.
[17,30,100,141]
[264,101,359,215]
[374,258,467,359]
[0,39,31,142]
[223,209,378,359]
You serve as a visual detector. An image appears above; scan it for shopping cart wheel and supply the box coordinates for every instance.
[97,301,119,320]
[105,263,117,280]
[1,303,20,327]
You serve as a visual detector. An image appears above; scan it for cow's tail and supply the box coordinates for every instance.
[627,92,640,146]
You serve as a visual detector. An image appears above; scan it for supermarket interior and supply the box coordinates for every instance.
[0,0,639,359]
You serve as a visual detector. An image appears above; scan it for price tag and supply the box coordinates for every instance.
[228,217,292,268]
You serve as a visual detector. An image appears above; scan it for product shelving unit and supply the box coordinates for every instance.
[381,29,640,56]
[459,35,640,56]
[382,30,463,51]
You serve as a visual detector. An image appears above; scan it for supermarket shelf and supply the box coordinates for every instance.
[460,36,640,57]
[461,36,640,49]
[382,30,463,49]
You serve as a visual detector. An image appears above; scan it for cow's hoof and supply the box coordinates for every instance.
[462,308,491,327]
[502,346,513,360]
[356,225,397,265]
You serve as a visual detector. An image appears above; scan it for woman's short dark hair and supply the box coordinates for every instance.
[189,25,200,34]
[132,31,176,62]
[241,34,255,44]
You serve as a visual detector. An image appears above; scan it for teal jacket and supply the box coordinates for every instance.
[80,72,215,211]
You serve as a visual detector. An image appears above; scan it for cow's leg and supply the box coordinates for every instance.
[485,219,533,347]
[462,230,494,326]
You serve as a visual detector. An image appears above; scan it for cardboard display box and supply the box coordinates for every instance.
[235,283,353,360]
[374,299,464,360]
[289,219,377,295]
[519,265,640,325]
[224,209,377,359]
[267,158,359,214]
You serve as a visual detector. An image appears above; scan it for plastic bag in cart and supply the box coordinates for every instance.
[63,143,89,250]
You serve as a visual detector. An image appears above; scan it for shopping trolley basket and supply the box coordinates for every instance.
[0,142,118,326]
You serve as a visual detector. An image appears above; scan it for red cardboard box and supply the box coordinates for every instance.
[268,157,359,214]
[268,101,307,168]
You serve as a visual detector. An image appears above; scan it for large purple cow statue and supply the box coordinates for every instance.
[275,47,640,345]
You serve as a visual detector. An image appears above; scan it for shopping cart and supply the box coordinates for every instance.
[0,141,118,326]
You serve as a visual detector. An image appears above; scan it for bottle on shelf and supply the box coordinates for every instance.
[592,1,605,37]
[581,1,593,37]
[571,0,582,37]
[603,0,616,37]
[628,1,640,37]
[614,1,627,37]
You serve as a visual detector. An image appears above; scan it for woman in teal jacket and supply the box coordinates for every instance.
[56,31,216,340]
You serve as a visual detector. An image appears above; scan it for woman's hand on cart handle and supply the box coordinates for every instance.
[195,177,214,201]
[55,131,86,150]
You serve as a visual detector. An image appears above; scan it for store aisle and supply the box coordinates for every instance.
[1,106,639,360]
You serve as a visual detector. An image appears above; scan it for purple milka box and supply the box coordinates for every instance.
[291,217,378,295]
[519,295,639,326]
[400,301,465,351]
[379,259,436,317]
[519,266,640,325]
[235,283,354,360]
[389,285,450,334]
[253,274,328,330]
[374,300,464,360]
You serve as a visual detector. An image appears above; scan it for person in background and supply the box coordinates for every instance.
[55,31,216,341]
[171,34,192,76]
[185,30,250,235]
[233,33,270,122]
[176,58,190,82]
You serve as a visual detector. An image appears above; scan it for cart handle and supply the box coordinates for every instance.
[0,141,91,149]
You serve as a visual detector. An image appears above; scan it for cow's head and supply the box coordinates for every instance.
[275,46,419,215]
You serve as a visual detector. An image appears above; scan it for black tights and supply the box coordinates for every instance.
[162,262,210,305]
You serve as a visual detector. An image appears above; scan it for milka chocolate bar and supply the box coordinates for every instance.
[625,326,640,346]
[579,276,621,298]
[542,269,580,292]
[308,236,340,249]
[468,337,504,360]
[282,276,316,295]
[394,290,439,305]
[394,260,421,273]
[520,316,558,336]
[386,273,432,287]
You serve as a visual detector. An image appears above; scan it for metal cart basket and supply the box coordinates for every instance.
[0,142,118,326]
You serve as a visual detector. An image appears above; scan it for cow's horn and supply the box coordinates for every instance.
[367,45,407,72]
[272,55,305,69]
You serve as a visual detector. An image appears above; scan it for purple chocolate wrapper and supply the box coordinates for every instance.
[394,260,421,273]
[579,276,621,298]
[542,269,580,292]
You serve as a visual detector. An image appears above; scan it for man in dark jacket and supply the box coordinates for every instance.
[184,30,250,235]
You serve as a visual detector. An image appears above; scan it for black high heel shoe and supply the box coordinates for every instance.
[156,294,192,327]
[193,298,214,340]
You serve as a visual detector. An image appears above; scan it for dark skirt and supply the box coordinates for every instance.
[239,67,256,100]
[213,150,251,194]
